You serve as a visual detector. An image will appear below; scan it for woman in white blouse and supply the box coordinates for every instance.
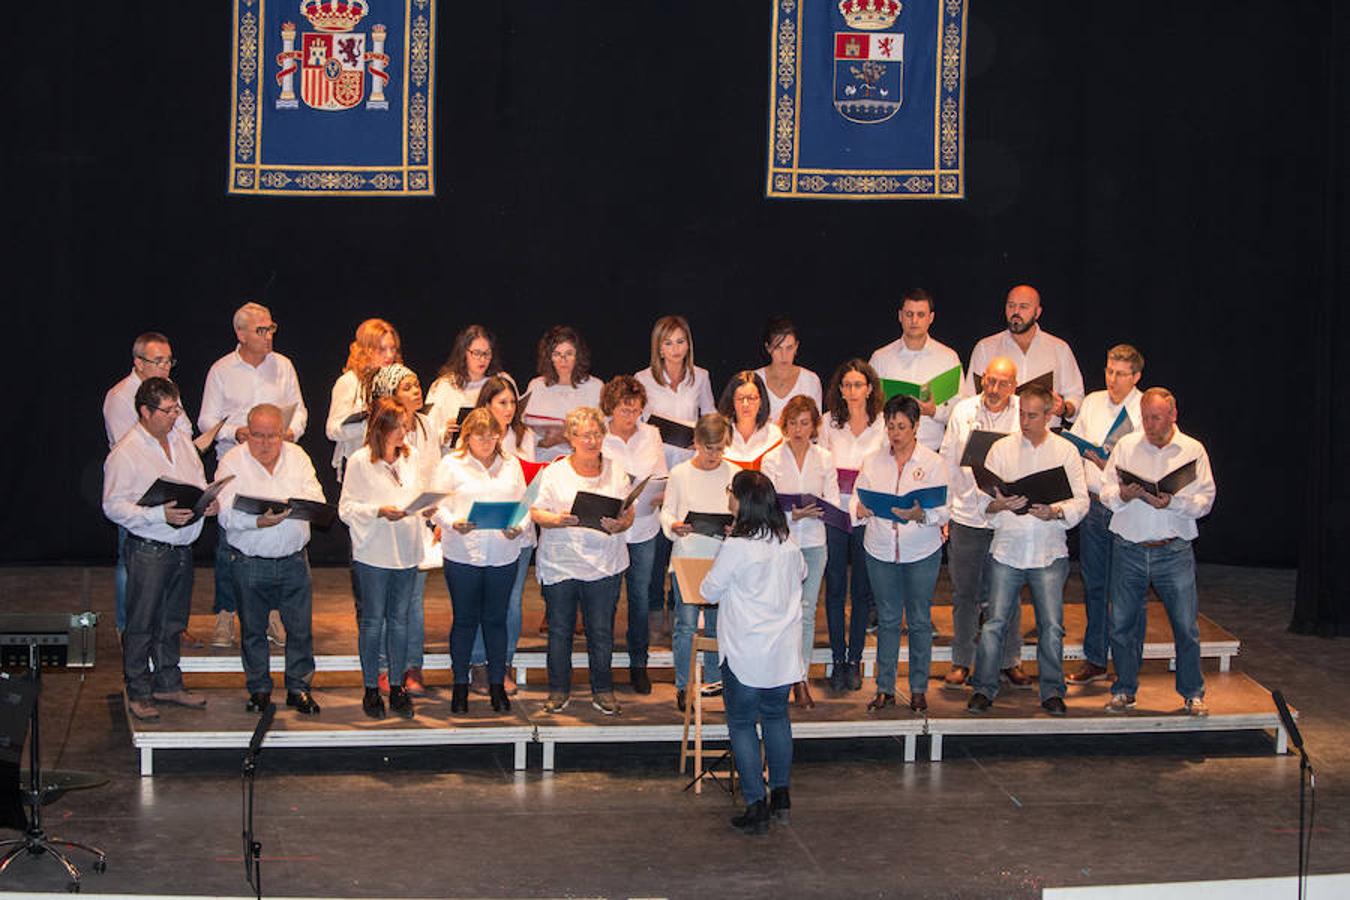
[600,375,669,695]
[659,413,735,711]
[853,395,951,713]
[325,318,400,480]
[433,409,527,714]
[755,315,822,424]
[718,371,783,470]
[817,359,886,693]
[530,407,634,716]
[523,325,603,463]
[338,398,429,720]
[760,396,839,708]
[465,374,536,695]
[426,324,509,451]
[701,469,806,834]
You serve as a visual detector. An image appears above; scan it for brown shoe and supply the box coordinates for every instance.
[127,698,160,721]
[909,692,928,712]
[1001,665,1035,689]
[792,681,816,709]
[151,689,208,709]
[403,667,427,697]
[1066,661,1109,684]
[943,665,969,689]
[469,664,490,696]
[503,670,518,696]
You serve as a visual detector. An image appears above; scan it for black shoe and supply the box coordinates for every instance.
[828,662,848,692]
[285,690,320,715]
[630,666,652,695]
[489,683,510,712]
[730,799,770,835]
[362,687,385,719]
[846,663,863,692]
[866,607,878,634]
[389,685,414,719]
[1041,696,1067,717]
[967,692,992,714]
[245,692,272,713]
[450,683,469,714]
[769,788,791,824]
[675,688,686,712]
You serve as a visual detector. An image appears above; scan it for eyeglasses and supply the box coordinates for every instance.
[571,430,603,442]
[137,355,177,369]
[467,349,492,360]
[253,324,279,337]
[551,349,577,360]
[248,431,282,442]
[154,403,183,416]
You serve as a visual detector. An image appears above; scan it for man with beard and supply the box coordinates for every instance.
[965,284,1084,428]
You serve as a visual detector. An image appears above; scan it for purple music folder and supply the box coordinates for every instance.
[777,493,852,532]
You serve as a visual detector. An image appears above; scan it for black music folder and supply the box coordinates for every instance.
[685,511,734,539]
[959,430,1008,470]
[232,495,338,529]
[570,491,623,531]
[648,414,696,449]
[136,475,234,527]
[976,465,1075,515]
[1116,459,1197,497]
[1014,371,1054,395]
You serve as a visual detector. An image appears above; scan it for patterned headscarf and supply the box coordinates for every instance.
[371,363,416,401]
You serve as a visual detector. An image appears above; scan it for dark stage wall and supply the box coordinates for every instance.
[8,2,1346,569]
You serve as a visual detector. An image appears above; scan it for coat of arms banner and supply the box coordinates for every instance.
[766,0,966,200]
[229,0,436,197]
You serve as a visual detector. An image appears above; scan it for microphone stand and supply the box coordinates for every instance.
[241,703,275,900]
[1272,690,1315,900]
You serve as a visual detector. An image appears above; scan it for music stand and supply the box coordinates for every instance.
[0,613,106,891]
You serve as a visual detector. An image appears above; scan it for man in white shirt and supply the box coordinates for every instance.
[216,404,326,715]
[868,288,964,452]
[1066,344,1145,685]
[967,385,1088,716]
[965,284,1085,428]
[199,302,308,648]
[937,356,1028,688]
[103,331,191,636]
[102,377,218,722]
[1100,388,1216,715]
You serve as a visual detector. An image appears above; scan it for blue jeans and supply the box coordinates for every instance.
[122,535,193,700]
[1109,536,1204,701]
[542,574,622,694]
[1078,496,1115,666]
[445,560,515,684]
[866,547,942,695]
[212,524,238,614]
[824,524,873,664]
[376,570,427,677]
[353,561,416,689]
[672,573,718,690]
[721,662,792,806]
[231,549,314,695]
[973,557,1069,701]
[622,536,658,667]
[471,549,530,669]
[800,545,827,668]
[947,522,1022,670]
[114,526,128,632]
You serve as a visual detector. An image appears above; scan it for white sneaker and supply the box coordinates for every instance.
[1104,693,1136,713]
[266,610,286,646]
[1185,696,1208,717]
[211,611,235,648]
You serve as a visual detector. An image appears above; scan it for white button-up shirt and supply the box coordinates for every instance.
[981,432,1089,569]
[1069,388,1142,495]
[965,328,1085,428]
[199,349,308,459]
[1101,429,1216,543]
[939,393,1020,529]
[852,443,951,564]
[868,335,963,451]
[522,376,604,462]
[818,415,887,525]
[725,423,783,469]
[660,459,736,563]
[103,370,192,448]
[635,366,717,469]
[754,366,823,424]
[338,446,425,569]
[532,456,631,584]
[701,535,807,689]
[216,442,325,558]
[102,424,208,546]
[433,451,528,567]
[324,370,367,475]
[602,422,669,544]
[760,441,839,550]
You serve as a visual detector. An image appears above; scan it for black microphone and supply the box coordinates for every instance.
[248,703,276,757]
[1272,690,1304,751]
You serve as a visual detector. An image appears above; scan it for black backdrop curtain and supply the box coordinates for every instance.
[4,0,1347,637]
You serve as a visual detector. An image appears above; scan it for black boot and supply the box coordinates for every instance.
[769,787,791,824]
[730,799,770,835]
[362,687,385,719]
[389,685,414,719]
[489,683,510,712]
[450,683,469,714]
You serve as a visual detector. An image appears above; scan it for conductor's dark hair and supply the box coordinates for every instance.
[728,469,789,542]
[134,376,179,418]
[883,394,921,427]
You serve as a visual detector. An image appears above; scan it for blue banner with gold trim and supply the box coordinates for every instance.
[228,0,435,197]
[766,0,966,200]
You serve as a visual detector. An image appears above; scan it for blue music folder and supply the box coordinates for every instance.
[856,486,947,523]
[465,501,527,530]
